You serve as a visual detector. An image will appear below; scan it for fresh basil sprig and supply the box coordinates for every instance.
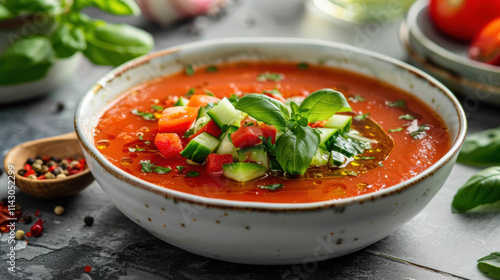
[235,88,351,175]
[478,252,500,280]
[458,127,500,166]
[452,167,500,213]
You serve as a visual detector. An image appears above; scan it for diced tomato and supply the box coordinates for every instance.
[165,95,179,107]
[186,95,220,107]
[155,133,183,158]
[206,154,233,175]
[230,125,263,149]
[189,119,222,139]
[259,123,277,144]
[158,106,198,134]
[240,117,258,127]
[264,92,286,103]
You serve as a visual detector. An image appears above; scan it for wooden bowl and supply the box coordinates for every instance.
[3,132,94,198]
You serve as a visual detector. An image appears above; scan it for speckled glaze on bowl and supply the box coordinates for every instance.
[75,38,466,265]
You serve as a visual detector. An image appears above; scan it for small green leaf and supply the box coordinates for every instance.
[399,114,415,120]
[275,125,319,175]
[410,124,429,139]
[452,167,500,213]
[185,87,195,98]
[235,94,289,131]
[176,166,185,173]
[74,0,140,15]
[257,72,283,82]
[140,160,171,174]
[185,170,200,177]
[131,109,156,121]
[458,127,500,166]
[204,89,215,96]
[184,128,195,138]
[206,65,218,72]
[129,145,145,152]
[144,140,151,145]
[359,157,375,160]
[389,127,403,132]
[354,113,370,121]
[258,183,284,191]
[387,100,406,107]
[185,64,195,76]
[151,104,164,111]
[297,62,308,70]
[478,252,500,280]
[228,94,240,106]
[299,88,352,122]
[51,23,87,58]
[0,37,54,85]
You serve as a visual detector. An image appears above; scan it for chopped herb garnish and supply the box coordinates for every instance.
[297,62,308,70]
[185,87,195,98]
[144,140,151,145]
[140,160,171,174]
[259,136,276,156]
[129,145,146,152]
[399,114,415,120]
[359,157,375,160]
[389,127,403,132]
[354,113,370,121]
[258,183,284,191]
[184,128,195,138]
[243,122,254,127]
[131,109,156,121]
[176,166,185,174]
[185,170,200,177]
[206,65,218,72]
[257,72,283,82]
[346,170,358,176]
[378,162,384,167]
[410,124,430,139]
[387,100,406,107]
[138,134,144,140]
[204,89,215,96]
[228,94,240,105]
[262,89,282,95]
[185,64,195,76]
[349,95,365,102]
[151,104,164,111]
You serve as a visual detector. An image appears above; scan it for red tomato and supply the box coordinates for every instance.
[429,0,500,41]
[230,125,263,149]
[158,106,198,134]
[186,95,220,107]
[155,133,183,158]
[469,17,500,65]
[258,123,277,144]
[206,154,233,175]
[189,119,222,139]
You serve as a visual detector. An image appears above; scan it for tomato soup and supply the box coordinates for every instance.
[94,62,450,203]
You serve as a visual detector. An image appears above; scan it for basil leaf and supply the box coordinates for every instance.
[235,94,289,131]
[5,0,61,15]
[458,127,500,166]
[0,37,54,85]
[51,23,86,58]
[452,167,500,213]
[478,252,500,280]
[299,88,351,122]
[0,4,14,20]
[387,100,406,107]
[82,22,153,66]
[289,101,301,118]
[73,0,140,15]
[275,125,319,175]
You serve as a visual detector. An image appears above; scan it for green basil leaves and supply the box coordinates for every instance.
[51,23,87,58]
[452,167,500,213]
[478,252,500,280]
[275,125,319,175]
[299,88,352,121]
[4,0,61,15]
[458,127,500,166]
[74,0,140,16]
[235,94,290,131]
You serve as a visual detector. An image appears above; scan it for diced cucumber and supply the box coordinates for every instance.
[269,157,283,172]
[215,125,239,160]
[324,115,352,134]
[310,146,330,167]
[237,144,269,168]
[180,132,220,164]
[330,135,358,157]
[192,116,210,134]
[231,111,249,127]
[174,97,189,106]
[315,128,340,149]
[329,151,346,167]
[207,98,239,128]
[197,103,214,119]
[222,162,267,183]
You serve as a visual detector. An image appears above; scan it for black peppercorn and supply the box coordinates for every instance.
[51,156,61,163]
[0,168,3,177]
[84,216,94,226]
[52,168,61,176]
[18,169,27,176]
[26,158,35,165]
[23,214,32,224]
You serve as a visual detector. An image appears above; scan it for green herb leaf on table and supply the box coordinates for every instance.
[458,127,500,166]
[299,88,352,122]
[151,104,164,111]
[275,125,319,175]
[82,22,153,67]
[399,114,415,120]
[140,160,171,174]
[235,94,290,131]
[478,252,500,280]
[387,100,406,107]
[257,72,283,82]
[131,109,156,121]
[74,0,140,15]
[452,167,500,213]
[258,184,284,191]
[389,127,403,133]
[0,37,54,85]
[50,23,87,59]
[354,113,370,121]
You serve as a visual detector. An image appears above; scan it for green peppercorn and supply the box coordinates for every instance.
[41,165,49,174]
[27,174,37,180]
[32,163,42,173]
[44,172,56,179]
[56,173,66,179]
[84,216,94,226]
[34,159,43,165]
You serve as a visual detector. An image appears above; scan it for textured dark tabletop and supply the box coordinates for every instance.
[1,1,499,279]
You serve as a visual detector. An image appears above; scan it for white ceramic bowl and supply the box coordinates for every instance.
[75,38,466,265]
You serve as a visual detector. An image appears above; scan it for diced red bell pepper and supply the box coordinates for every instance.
[264,92,286,103]
[230,125,263,149]
[258,123,277,144]
[206,154,233,175]
[189,119,222,140]
[155,133,183,159]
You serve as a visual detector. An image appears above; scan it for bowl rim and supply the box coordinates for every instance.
[407,0,500,75]
[75,37,467,212]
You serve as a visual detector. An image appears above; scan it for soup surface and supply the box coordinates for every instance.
[94,62,450,203]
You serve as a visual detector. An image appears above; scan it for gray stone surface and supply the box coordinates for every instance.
[0,0,499,279]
